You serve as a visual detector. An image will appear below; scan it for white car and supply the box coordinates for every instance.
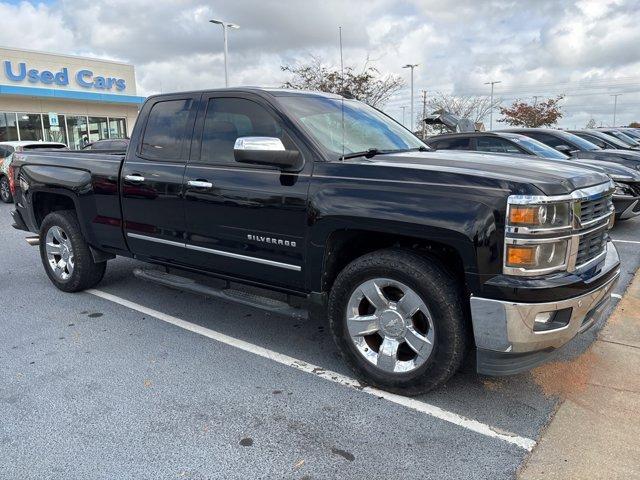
[0,141,67,203]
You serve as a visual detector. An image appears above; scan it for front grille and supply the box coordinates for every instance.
[579,195,611,224]
[576,228,607,266]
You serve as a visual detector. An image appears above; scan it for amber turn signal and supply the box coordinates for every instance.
[506,245,537,266]
[508,206,540,225]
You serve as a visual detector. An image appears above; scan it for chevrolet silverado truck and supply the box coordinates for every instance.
[9,88,620,394]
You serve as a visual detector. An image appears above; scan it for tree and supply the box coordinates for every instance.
[586,118,597,129]
[629,121,640,128]
[425,92,502,125]
[281,56,404,108]
[498,95,564,127]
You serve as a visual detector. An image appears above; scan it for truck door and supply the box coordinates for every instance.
[182,93,311,291]
[121,93,199,264]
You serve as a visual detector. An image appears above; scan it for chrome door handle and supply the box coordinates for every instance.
[124,174,145,183]
[187,180,213,189]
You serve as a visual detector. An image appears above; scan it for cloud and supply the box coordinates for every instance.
[0,0,638,127]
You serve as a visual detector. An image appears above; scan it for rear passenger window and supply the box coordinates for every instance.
[141,99,193,160]
[199,98,291,165]
[431,138,470,150]
[476,137,522,154]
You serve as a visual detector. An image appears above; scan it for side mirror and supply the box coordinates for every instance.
[234,137,302,170]
[554,144,574,155]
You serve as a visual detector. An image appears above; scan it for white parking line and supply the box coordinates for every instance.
[612,239,640,245]
[87,288,536,452]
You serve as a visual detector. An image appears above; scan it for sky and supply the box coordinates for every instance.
[0,0,639,128]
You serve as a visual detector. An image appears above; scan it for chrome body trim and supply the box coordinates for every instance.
[507,181,615,204]
[471,243,619,353]
[619,199,640,220]
[126,232,302,271]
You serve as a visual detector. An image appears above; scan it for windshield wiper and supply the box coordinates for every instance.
[340,146,428,160]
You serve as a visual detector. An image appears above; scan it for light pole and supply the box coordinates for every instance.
[403,64,419,131]
[484,80,501,130]
[611,93,622,126]
[401,106,407,126]
[210,19,240,87]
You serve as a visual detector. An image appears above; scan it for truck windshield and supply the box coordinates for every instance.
[277,95,426,158]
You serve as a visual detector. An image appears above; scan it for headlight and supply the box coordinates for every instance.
[507,202,571,229]
[505,240,568,272]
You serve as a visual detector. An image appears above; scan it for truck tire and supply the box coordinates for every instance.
[328,249,468,395]
[0,175,12,203]
[39,210,107,292]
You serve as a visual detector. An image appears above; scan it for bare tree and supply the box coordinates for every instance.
[424,92,502,125]
[281,56,404,108]
[585,118,597,129]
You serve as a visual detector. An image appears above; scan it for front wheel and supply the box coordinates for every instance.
[328,249,468,395]
[39,210,107,292]
[0,176,12,203]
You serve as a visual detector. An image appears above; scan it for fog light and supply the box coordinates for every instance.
[534,312,553,324]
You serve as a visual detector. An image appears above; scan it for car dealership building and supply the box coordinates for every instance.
[0,46,144,149]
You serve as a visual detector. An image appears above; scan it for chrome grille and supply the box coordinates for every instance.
[576,228,607,266]
[579,195,611,225]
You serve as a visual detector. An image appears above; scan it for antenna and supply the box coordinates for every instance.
[339,26,345,160]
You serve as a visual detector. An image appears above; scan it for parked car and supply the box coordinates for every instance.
[427,131,640,220]
[0,141,67,203]
[595,128,640,149]
[569,129,638,151]
[82,138,130,152]
[613,127,640,141]
[9,88,620,394]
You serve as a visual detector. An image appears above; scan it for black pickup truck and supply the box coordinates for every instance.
[9,88,620,394]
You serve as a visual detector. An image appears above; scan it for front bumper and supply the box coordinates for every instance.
[471,242,620,375]
[613,194,640,219]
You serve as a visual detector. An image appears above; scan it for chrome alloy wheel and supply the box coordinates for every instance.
[45,226,75,281]
[0,177,9,201]
[346,278,435,373]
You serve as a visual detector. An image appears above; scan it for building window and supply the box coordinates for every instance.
[0,112,19,141]
[17,113,44,141]
[43,114,67,145]
[88,117,109,143]
[109,118,127,138]
[67,115,89,149]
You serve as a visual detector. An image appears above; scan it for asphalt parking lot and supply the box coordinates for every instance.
[1,201,638,480]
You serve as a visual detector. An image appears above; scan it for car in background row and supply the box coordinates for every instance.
[82,138,130,152]
[569,129,638,151]
[612,128,640,141]
[595,128,640,149]
[426,131,640,220]
[0,141,67,203]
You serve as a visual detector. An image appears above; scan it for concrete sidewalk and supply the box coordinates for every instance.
[519,273,640,479]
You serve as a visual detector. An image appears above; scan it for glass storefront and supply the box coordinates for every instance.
[0,112,127,149]
[43,114,67,144]
[17,113,45,141]
[0,112,18,141]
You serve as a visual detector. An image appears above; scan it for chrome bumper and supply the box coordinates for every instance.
[470,243,620,355]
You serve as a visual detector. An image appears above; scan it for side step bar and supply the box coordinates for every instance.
[133,268,308,320]
[25,236,40,246]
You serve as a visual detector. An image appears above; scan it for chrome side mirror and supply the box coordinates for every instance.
[234,136,302,170]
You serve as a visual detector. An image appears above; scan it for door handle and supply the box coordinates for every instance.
[124,174,145,183]
[187,180,213,189]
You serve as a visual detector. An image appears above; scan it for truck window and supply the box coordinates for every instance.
[141,99,193,160]
[199,98,290,165]
[476,136,522,154]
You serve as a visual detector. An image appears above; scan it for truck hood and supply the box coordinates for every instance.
[566,158,640,181]
[366,150,609,196]
[574,149,640,171]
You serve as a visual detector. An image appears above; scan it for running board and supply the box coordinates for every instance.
[25,236,40,246]
[133,268,308,320]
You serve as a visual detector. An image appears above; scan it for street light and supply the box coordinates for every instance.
[403,64,419,131]
[611,93,622,126]
[401,106,407,126]
[484,80,501,130]
[210,19,240,87]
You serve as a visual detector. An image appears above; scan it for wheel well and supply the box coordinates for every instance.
[33,192,76,228]
[321,229,467,294]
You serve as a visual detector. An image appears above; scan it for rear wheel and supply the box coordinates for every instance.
[0,176,12,203]
[39,210,106,292]
[328,249,468,395]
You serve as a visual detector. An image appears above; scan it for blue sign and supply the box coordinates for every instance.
[3,61,126,92]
